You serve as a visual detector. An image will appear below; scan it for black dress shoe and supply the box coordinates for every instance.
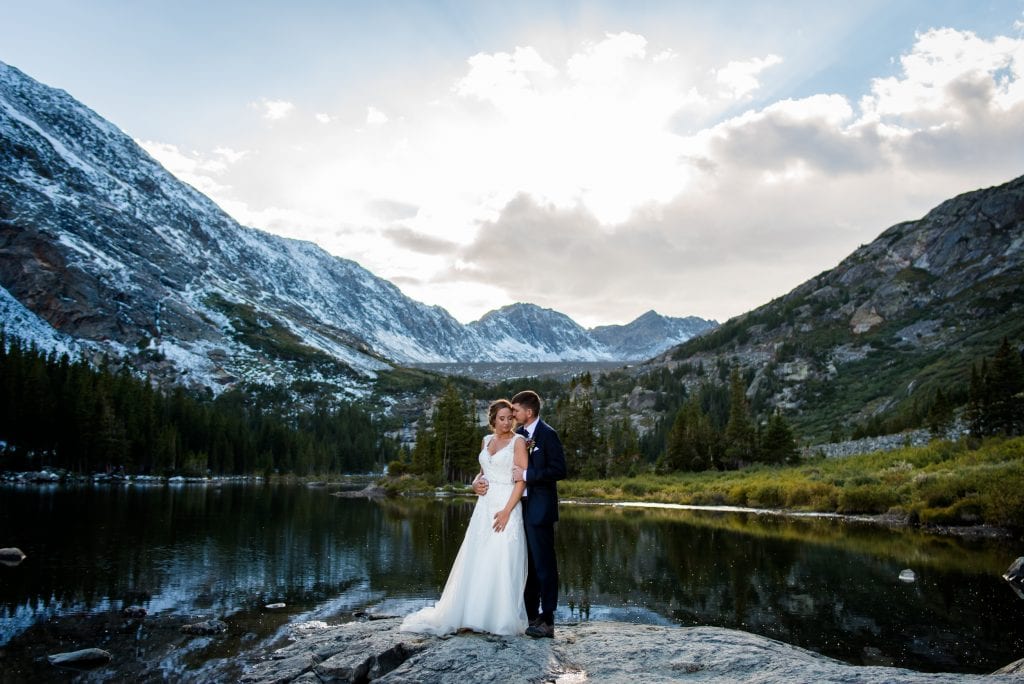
[528,616,544,628]
[525,622,554,639]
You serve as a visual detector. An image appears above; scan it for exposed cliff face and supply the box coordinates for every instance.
[650,174,1024,437]
[0,60,715,395]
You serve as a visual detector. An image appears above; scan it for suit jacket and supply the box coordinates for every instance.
[522,419,567,525]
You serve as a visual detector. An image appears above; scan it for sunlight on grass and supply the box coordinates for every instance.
[559,437,1024,528]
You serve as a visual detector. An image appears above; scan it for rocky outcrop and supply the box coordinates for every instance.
[645,174,1024,436]
[229,617,1019,683]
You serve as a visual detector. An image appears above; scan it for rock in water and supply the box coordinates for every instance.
[123,605,148,618]
[1004,556,1024,599]
[898,569,917,583]
[1003,556,1024,583]
[0,547,26,567]
[265,602,286,609]
[181,619,228,635]
[47,648,112,670]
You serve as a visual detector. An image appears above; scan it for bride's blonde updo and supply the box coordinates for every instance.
[487,399,513,428]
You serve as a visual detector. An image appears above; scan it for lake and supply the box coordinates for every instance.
[1,482,1021,681]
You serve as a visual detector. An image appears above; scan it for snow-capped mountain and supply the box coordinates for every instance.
[590,310,716,360]
[0,60,716,393]
[468,304,608,361]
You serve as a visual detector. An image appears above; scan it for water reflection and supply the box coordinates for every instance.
[0,484,1020,679]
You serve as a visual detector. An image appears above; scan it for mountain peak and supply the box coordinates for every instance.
[0,59,718,390]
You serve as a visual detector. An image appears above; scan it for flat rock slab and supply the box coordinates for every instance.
[47,647,112,670]
[237,618,1019,683]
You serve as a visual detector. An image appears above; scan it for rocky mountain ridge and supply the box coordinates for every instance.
[641,173,1024,438]
[0,60,714,396]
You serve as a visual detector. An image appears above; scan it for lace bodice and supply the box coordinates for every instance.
[479,434,522,485]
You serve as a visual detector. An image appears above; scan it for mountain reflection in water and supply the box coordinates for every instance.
[0,483,1020,680]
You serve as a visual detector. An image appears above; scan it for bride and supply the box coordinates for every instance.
[400,399,529,636]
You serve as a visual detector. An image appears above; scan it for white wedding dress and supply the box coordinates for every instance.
[400,434,528,636]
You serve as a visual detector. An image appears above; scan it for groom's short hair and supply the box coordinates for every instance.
[511,390,541,417]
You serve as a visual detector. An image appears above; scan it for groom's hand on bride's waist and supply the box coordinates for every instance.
[472,475,489,496]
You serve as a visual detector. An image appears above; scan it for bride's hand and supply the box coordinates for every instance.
[492,509,510,532]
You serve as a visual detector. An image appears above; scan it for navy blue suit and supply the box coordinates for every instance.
[519,419,566,625]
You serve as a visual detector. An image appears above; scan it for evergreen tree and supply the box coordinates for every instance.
[987,338,1024,436]
[760,412,799,465]
[722,368,755,468]
[0,332,395,477]
[966,362,986,436]
[561,377,599,478]
[927,388,954,437]
[604,416,640,477]
[436,383,477,481]
[657,396,713,473]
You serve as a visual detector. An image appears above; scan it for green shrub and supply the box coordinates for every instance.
[838,485,900,514]
[622,481,651,497]
[747,483,785,508]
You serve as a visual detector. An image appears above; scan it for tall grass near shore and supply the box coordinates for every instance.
[560,436,1024,528]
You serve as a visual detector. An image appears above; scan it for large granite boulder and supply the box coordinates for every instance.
[232,617,1020,683]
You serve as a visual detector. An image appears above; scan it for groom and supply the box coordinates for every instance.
[476,390,566,638]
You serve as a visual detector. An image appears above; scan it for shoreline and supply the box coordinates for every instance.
[4,472,1017,540]
[564,498,1020,540]
[353,482,1021,541]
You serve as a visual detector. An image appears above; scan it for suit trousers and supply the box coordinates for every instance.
[522,498,558,624]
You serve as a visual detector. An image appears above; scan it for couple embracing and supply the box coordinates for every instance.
[400,390,567,639]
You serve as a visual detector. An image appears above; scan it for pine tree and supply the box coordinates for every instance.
[605,416,640,477]
[760,412,799,465]
[427,383,476,482]
[987,337,1024,436]
[657,396,713,473]
[927,388,954,437]
[723,368,754,468]
[562,379,598,478]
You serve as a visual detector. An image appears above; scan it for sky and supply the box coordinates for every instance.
[3,1,1024,327]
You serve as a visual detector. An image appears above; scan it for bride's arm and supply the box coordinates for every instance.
[493,436,528,532]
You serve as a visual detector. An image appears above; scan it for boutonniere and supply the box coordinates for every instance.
[525,438,536,452]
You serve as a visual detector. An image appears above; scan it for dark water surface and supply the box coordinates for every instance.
[1,482,1021,680]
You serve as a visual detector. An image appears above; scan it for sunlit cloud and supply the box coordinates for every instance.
[366,106,389,125]
[158,26,1024,326]
[138,141,247,195]
[255,98,295,120]
[715,54,783,98]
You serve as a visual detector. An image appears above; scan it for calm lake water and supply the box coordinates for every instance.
[1,482,1022,681]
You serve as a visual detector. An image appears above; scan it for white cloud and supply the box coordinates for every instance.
[861,28,1024,123]
[315,112,333,124]
[366,106,388,125]
[255,98,295,120]
[138,140,246,195]
[566,31,647,83]
[455,45,556,104]
[166,27,1024,326]
[715,54,783,99]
